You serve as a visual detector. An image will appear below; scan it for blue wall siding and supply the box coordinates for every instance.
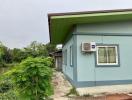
[76,21,132,34]
[62,36,74,80]
[76,35,102,81]
[96,36,132,81]
[63,21,132,87]
[76,35,132,82]
[75,21,132,83]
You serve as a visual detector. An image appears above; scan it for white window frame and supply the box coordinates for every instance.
[96,45,118,66]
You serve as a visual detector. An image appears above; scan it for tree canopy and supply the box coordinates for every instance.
[0,41,57,65]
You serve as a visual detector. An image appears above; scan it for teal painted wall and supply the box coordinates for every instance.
[76,21,132,82]
[62,36,74,80]
[76,35,101,82]
[76,35,132,82]
[76,21,132,34]
[62,21,132,87]
[96,36,132,81]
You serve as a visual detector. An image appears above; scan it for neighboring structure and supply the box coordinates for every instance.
[50,50,62,71]
[48,9,132,88]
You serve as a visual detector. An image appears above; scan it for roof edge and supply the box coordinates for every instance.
[48,8,132,17]
[48,8,132,44]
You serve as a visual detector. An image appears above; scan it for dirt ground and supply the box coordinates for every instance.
[52,71,72,100]
[52,71,132,100]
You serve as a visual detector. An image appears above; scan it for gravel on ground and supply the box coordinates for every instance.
[52,71,72,100]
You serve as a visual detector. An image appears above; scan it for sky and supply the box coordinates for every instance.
[0,0,132,48]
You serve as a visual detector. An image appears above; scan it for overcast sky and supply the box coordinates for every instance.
[0,0,132,48]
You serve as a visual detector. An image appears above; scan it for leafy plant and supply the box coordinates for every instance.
[4,57,53,100]
[0,90,18,100]
[0,79,11,93]
[0,76,17,100]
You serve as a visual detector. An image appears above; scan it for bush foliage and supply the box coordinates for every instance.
[0,41,56,99]
[2,57,53,100]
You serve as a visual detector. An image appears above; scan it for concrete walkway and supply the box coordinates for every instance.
[52,71,72,100]
[52,71,132,99]
[77,84,132,96]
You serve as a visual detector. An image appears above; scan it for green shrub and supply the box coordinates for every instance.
[44,57,54,68]
[0,80,11,93]
[4,57,53,100]
[0,77,17,100]
[0,90,18,100]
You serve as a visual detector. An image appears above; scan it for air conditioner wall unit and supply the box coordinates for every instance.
[81,42,96,52]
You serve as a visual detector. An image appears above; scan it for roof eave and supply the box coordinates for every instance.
[48,9,132,44]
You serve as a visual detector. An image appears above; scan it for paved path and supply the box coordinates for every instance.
[52,71,72,100]
[77,84,132,96]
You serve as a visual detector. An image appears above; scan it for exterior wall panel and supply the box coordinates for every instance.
[63,21,132,87]
[75,21,132,87]
[76,35,132,87]
[62,36,74,80]
[76,35,102,82]
[77,21,132,35]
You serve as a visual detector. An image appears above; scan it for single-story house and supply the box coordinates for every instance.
[50,50,62,71]
[48,9,132,88]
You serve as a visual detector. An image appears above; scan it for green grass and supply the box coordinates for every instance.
[66,87,79,96]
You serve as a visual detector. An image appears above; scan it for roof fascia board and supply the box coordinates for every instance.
[50,11,132,19]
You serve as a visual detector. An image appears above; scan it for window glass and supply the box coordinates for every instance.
[63,50,67,65]
[62,51,64,64]
[108,47,116,63]
[70,45,73,66]
[97,45,118,65]
[65,50,67,65]
[98,47,107,63]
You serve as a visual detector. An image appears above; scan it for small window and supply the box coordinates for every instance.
[70,45,73,66]
[96,45,119,66]
[63,50,67,65]
[62,51,65,64]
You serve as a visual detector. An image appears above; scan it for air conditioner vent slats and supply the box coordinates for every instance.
[83,43,91,51]
[81,42,96,52]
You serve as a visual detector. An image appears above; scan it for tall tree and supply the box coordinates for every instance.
[45,43,57,55]
[0,42,5,62]
[11,48,26,62]
[24,41,56,57]
[0,42,12,63]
